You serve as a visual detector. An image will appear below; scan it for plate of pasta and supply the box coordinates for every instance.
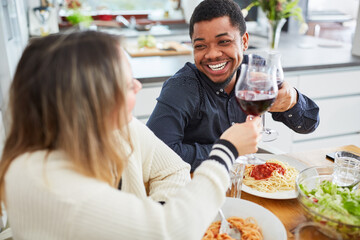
[241,154,308,199]
[202,197,286,240]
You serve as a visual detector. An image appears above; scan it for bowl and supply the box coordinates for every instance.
[296,166,360,240]
[135,23,153,31]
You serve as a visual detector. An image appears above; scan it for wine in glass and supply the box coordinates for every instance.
[262,51,284,142]
[235,59,278,164]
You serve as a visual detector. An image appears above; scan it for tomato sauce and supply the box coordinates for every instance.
[250,162,286,180]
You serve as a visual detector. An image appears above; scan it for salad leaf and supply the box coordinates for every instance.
[300,180,360,226]
[344,200,360,217]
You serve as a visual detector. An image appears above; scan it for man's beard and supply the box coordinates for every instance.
[212,69,237,89]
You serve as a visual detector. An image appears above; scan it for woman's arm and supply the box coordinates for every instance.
[130,118,192,202]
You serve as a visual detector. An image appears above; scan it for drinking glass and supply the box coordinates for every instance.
[235,56,278,164]
[262,51,284,142]
[294,222,343,240]
[226,162,245,199]
[333,151,360,187]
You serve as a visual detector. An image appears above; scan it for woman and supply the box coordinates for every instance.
[0,31,261,239]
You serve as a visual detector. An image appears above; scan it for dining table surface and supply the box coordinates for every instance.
[241,144,360,240]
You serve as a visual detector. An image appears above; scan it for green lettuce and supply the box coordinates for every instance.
[300,180,360,226]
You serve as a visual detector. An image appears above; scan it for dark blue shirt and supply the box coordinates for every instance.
[147,61,320,172]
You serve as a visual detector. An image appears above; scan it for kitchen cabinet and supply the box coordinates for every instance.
[133,82,162,124]
[264,67,360,153]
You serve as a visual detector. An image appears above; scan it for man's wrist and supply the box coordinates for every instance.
[288,87,298,110]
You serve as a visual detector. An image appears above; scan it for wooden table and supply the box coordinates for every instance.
[241,145,360,240]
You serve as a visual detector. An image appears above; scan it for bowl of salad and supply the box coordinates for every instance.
[296,166,360,240]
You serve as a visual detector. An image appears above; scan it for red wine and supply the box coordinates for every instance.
[236,90,276,116]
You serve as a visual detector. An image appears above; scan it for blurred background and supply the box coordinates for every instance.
[1,0,360,156]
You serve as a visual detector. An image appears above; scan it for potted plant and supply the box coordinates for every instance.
[243,0,307,49]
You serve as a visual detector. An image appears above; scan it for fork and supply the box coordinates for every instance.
[218,209,242,240]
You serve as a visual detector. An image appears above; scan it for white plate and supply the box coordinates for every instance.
[215,197,287,240]
[241,154,308,199]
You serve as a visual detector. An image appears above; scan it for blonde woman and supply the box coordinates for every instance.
[0,31,261,239]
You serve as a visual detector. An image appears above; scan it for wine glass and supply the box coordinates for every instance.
[235,56,278,164]
[262,51,284,142]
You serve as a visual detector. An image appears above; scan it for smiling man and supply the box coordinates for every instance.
[147,0,320,172]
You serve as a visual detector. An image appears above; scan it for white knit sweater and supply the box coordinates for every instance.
[5,118,234,240]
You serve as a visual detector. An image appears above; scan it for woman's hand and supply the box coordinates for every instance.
[220,116,262,156]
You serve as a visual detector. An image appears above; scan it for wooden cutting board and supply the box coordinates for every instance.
[124,41,192,57]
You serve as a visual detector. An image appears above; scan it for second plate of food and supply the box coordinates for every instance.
[203,197,287,240]
[241,154,308,199]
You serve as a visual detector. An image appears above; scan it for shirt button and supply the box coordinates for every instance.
[288,114,293,118]
[216,91,219,95]
[220,89,224,92]
[297,126,302,129]
[232,122,235,125]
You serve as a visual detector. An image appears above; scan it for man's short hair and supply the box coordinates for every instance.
[189,0,247,39]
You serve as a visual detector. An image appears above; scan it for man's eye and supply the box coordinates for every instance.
[219,40,231,45]
[194,44,206,50]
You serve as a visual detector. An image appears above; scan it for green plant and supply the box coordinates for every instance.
[244,0,304,23]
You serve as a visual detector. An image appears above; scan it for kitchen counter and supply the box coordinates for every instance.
[122,32,360,83]
[270,34,360,71]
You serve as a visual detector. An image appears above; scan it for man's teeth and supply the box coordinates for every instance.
[208,62,226,71]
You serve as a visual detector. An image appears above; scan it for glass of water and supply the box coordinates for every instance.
[226,162,245,199]
[294,222,343,240]
[333,151,360,187]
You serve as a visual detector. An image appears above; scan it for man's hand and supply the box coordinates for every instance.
[269,81,298,112]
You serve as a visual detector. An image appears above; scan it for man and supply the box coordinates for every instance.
[147,0,320,172]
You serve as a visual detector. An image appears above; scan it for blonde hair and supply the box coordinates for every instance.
[0,31,132,214]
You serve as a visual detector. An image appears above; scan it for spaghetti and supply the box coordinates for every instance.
[243,159,298,193]
[202,216,263,240]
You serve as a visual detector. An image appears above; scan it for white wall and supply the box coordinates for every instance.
[181,0,203,23]
[308,0,359,18]
[352,2,360,56]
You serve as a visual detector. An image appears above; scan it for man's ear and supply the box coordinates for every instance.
[242,32,249,51]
